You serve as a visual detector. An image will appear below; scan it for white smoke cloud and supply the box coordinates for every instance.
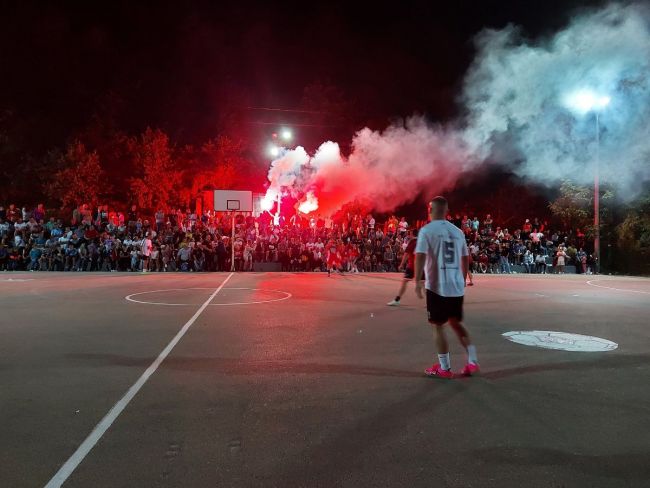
[462,2,650,196]
[264,2,650,215]
[264,118,473,216]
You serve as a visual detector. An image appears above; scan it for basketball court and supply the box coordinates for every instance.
[1,271,649,488]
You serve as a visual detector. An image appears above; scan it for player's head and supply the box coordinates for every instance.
[428,196,448,220]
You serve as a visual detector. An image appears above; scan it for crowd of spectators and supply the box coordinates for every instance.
[0,202,596,274]
[452,214,597,275]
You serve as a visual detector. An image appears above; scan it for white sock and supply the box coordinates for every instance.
[438,353,450,371]
[467,345,478,365]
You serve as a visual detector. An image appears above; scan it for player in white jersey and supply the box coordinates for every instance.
[414,196,479,379]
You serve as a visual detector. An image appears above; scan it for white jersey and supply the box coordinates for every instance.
[141,238,153,257]
[415,220,468,297]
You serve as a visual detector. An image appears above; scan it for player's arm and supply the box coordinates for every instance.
[461,254,469,284]
[461,240,469,284]
[413,232,428,299]
[414,252,426,299]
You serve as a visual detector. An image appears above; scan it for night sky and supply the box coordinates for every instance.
[1,0,606,156]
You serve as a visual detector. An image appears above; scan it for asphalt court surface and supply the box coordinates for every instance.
[1,272,649,487]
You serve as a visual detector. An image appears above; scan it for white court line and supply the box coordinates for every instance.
[125,287,291,306]
[586,279,650,295]
[43,272,234,488]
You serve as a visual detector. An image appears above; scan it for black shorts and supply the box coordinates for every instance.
[426,290,463,324]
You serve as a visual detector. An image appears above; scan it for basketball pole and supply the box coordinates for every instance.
[231,213,235,272]
[213,190,252,273]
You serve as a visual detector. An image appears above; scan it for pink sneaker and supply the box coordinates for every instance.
[425,363,454,379]
[460,362,480,377]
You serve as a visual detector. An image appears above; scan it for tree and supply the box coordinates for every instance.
[45,141,104,208]
[128,128,182,211]
[616,193,650,249]
[76,92,131,204]
[548,180,592,232]
[178,135,249,206]
[0,109,46,204]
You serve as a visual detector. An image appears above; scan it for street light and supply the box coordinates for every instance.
[564,89,610,273]
[267,129,292,157]
[565,90,610,114]
[280,128,293,141]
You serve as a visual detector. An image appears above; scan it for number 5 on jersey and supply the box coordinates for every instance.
[444,241,456,265]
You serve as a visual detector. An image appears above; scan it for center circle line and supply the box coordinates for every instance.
[125,287,292,306]
[586,279,650,295]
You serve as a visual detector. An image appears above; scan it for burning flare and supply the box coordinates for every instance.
[298,191,319,214]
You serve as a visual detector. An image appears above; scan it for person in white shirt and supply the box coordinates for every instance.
[398,217,408,237]
[141,232,153,272]
[14,219,28,232]
[415,196,479,379]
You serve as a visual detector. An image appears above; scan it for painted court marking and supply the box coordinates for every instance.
[125,287,292,306]
[586,279,650,295]
[503,330,618,352]
[43,272,235,488]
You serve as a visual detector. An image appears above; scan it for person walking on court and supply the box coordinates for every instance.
[387,229,419,306]
[414,196,479,379]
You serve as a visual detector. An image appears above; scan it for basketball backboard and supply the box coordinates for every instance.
[214,190,253,212]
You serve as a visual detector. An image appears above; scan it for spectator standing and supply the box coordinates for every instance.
[155,209,165,233]
[216,239,227,271]
[141,232,153,271]
[398,217,408,237]
[556,247,567,274]
[383,245,395,272]
[32,203,45,223]
[150,245,160,272]
[523,249,534,273]
[499,244,511,274]
[471,217,480,233]
[483,214,493,233]
[577,248,588,274]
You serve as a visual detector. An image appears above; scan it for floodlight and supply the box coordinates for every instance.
[597,96,611,108]
[564,89,610,114]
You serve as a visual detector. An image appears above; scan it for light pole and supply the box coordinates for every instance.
[564,90,610,273]
[594,110,601,274]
